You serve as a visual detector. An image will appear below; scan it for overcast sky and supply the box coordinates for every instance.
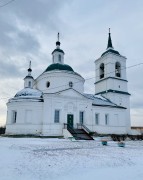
[0,0,143,126]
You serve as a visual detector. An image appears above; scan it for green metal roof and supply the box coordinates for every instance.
[52,49,64,54]
[101,49,120,57]
[95,89,131,95]
[45,63,74,72]
[24,75,34,80]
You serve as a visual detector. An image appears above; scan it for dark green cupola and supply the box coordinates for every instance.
[44,33,76,73]
[45,63,74,72]
[24,61,34,88]
[52,33,65,64]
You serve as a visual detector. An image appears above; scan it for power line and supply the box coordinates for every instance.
[0,0,15,8]
[32,62,143,92]
[0,62,143,100]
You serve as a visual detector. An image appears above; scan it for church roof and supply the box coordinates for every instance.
[52,48,65,54]
[9,88,43,102]
[24,75,34,80]
[14,88,43,98]
[84,93,126,108]
[45,63,74,72]
[101,48,120,57]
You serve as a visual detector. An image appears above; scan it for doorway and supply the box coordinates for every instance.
[67,114,74,128]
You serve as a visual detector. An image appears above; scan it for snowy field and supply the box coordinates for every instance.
[0,137,143,180]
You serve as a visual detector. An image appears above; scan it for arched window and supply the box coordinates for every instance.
[58,54,61,62]
[100,63,104,79]
[46,81,50,88]
[115,62,121,77]
[69,81,73,88]
[28,81,31,88]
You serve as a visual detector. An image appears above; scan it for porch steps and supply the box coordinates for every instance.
[69,128,94,140]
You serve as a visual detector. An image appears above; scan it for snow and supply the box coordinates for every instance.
[15,88,42,98]
[0,137,143,180]
[9,88,43,102]
[84,93,117,107]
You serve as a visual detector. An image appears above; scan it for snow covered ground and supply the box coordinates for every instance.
[0,137,143,180]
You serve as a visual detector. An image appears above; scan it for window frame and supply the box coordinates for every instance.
[28,81,31,88]
[99,63,105,79]
[58,54,61,62]
[115,62,121,78]
[79,111,84,124]
[12,110,17,123]
[54,110,60,123]
[95,113,99,125]
[105,114,109,125]
[46,81,50,88]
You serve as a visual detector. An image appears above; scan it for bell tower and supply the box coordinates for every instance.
[95,29,130,106]
[94,29,131,131]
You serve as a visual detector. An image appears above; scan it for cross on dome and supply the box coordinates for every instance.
[24,61,34,89]
[28,60,32,76]
[57,32,59,41]
[56,32,61,47]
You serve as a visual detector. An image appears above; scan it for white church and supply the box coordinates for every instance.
[5,31,131,139]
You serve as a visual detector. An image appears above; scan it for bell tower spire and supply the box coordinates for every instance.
[107,28,113,49]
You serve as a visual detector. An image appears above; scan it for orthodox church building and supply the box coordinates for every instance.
[6,31,131,137]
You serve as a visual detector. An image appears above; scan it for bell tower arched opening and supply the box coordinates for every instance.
[115,62,121,78]
[58,54,61,62]
[100,63,105,79]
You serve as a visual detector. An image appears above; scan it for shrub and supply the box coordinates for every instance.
[0,127,6,134]
[111,134,127,141]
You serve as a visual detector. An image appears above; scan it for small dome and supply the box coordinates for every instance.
[14,88,43,99]
[52,49,64,54]
[24,75,34,80]
[45,63,74,72]
[56,41,60,46]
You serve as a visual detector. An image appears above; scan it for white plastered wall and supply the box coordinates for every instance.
[6,101,43,135]
[42,91,92,136]
[91,106,128,134]
[34,71,85,94]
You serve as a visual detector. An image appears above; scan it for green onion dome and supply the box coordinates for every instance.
[45,63,74,72]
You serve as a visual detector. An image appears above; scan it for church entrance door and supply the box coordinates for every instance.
[67,114,74,128]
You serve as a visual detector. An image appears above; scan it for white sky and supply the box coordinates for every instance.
[0,0,143,126]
